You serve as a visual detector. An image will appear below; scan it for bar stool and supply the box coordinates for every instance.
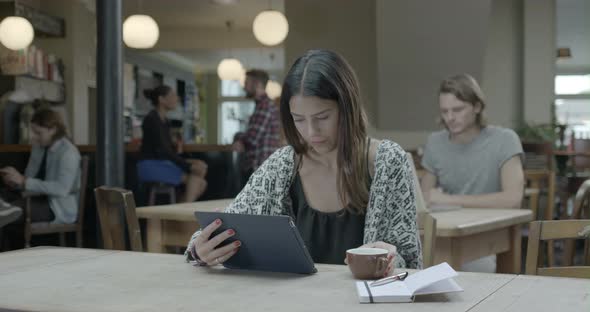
[146,182,177,206]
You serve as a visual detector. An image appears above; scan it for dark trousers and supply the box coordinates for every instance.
[1,188,54,223]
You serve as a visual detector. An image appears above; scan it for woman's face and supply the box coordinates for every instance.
[289,95,340,154]
[30,123,56,147]
[160,90,179,111]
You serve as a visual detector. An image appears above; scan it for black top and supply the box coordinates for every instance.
[35,147,48,180]
[140,110,191,173]
[289,139,372,265]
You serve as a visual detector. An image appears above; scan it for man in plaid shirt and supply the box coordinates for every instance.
[233,69,281,176]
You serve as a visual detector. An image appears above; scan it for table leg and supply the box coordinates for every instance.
[497,225,521,274]
[146,219,165,253]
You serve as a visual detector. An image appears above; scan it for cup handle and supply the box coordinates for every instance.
[375,257,389,276]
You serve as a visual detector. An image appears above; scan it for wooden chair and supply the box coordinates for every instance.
[572,138,590,173]
[525,220,590,278]
[94,186,142,251]
[524,170,556,221]
[522,142,554,171]
[406,152,436,267]
[24,156,89,248]
[563,179,590,266]
[522,142,555,219]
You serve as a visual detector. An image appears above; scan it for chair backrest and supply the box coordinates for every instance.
[572,138,590,171]
[562,180,590,266]
[522,142,554,171]
[94,186,143,251]
[524,169,556,221]
[525,220,590,278]
[572,179,590,220]
[406,152,436,268]
[76,156,89,227]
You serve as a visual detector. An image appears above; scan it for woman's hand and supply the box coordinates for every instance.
[353,241,397,277]
[0,167,25,189]
[194,218,241,266]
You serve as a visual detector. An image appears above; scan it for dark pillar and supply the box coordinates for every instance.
[96,0,124,187]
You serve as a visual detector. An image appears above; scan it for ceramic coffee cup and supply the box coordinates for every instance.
[346,247,389,280]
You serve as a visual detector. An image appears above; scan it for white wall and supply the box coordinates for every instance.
[284,0,377,120]
[35,0,95,144]
[481,0,524,129]
[523,0,556,124]
[376,0,492,132]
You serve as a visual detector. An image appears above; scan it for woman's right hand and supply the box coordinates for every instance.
[194,218,241,266]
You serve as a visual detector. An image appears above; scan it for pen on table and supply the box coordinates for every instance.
[369,271,409,287]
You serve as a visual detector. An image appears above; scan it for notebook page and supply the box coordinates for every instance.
[413,278,463,295]
[355,280,413,303]
[404,262,458,294]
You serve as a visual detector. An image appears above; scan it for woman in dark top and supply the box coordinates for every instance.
[186,50,421,271]
[138,85,207,202]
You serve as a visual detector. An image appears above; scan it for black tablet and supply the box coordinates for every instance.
[194,211,317,274]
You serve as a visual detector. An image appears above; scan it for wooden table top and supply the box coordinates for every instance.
[469,274,590,312]
[4,247,582,312]
[136,202,532,239]
[430,208,533,237]
[136,198,235,222]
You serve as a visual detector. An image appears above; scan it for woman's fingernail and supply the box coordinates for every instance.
[234,241,241,246]
[215,219,221,225]
[227,229,235,235]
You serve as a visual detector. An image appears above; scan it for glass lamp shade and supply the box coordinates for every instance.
[123,15,159,49]
[0,16,34,50]
[252,10,288,46]
[266,80,282,99]
[217,58,244,80]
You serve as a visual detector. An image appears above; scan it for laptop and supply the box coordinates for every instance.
[195,211,317,274]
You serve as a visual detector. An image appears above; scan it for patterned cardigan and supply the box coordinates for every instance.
[185,140,423,269]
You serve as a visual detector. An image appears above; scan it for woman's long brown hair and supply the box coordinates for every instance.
[280,50,369,214]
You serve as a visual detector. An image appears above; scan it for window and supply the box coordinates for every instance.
[218,79,254,144]
[555,75,590,95]
[554,74,590,140]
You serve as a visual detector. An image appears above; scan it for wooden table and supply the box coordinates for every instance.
[469,273,590,311]
[136,199,234,252]
[431,208,533,274]
[1,247,587,312]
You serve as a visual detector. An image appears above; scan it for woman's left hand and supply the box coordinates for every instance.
[350,241,397,277]
[0,167,25,189]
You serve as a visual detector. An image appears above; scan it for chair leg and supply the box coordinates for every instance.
[169,188,176,204]
[148,188,156,206]
[59,233,66,246]
[76,230,83,248]
[24,227,31,248]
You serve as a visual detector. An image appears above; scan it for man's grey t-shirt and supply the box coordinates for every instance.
[421,126,523,195]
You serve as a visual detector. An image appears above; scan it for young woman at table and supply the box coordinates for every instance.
[185,49,422,271]
[138,85,208,202]
[0,108,81,224]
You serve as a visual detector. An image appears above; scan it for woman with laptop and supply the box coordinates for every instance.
[185,49,422,273]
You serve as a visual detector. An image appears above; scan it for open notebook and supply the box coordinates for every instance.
[355,262,463,303]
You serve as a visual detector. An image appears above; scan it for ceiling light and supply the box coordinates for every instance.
[217,58,244,80]
[0,16,34,51]
[123,15,159,49]
[252,10,288,46]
